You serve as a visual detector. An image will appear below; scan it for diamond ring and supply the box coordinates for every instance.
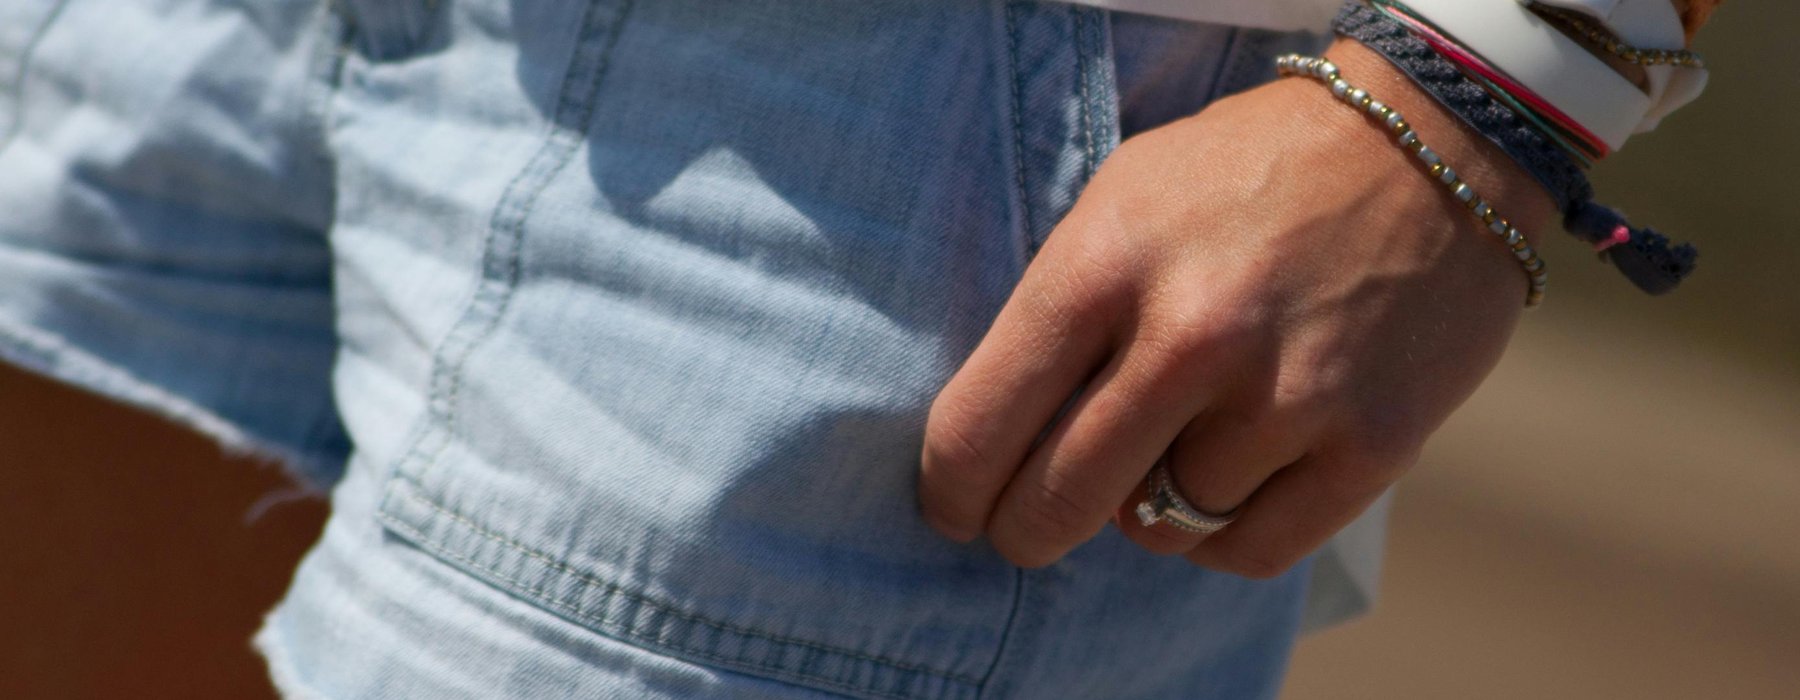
[1133,459,1237,535]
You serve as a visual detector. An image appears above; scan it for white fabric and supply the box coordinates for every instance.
[1533,0,1708,131]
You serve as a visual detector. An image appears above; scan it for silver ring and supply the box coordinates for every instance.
[1133,459,1237,535]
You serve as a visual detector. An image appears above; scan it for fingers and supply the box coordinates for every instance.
[1183,445,1412,579]
[917,271,1122,542]
[1113,410,1317,556]
[981,339,1223,568]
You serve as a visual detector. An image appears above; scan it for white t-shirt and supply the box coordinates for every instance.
[1058,0,1342,30]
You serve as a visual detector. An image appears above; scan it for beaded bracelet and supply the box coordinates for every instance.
[1277,54,1549,307]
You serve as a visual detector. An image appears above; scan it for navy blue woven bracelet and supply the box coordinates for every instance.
[1332,1,1591,213]
[1331,1,1696,295]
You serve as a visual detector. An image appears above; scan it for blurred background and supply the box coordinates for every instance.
[1285,2,1800,697]
[1,3,1793,699]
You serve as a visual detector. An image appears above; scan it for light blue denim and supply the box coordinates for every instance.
[0,1,1363,697]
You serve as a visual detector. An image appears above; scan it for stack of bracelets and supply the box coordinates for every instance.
[1302,0,1703,306]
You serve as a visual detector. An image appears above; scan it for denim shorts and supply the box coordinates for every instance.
[0,1,1384,697]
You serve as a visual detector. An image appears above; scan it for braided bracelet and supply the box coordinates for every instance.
[1333,1,1592,214]
[1375,0,1607,164]
[1277,54,1548,307]
[1335,1,1696,296]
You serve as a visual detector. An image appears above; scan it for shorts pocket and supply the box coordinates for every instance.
[358,1,1128,698]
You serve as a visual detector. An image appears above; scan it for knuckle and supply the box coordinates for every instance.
[1011,273,1128,349]
[1041,225,1140,298]
[1139,307,1260,371]
[921,403,996,479]
[1012,475,1108,543]
[1203,408,1271,443]
[1268,366,1338,424]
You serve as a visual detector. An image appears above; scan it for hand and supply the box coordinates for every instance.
[916,40,1558,576]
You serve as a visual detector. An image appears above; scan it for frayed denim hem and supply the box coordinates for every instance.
[253,612,333,700]
[0,316,341,493]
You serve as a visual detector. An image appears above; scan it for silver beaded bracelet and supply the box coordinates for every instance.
[1276,54,1548,307]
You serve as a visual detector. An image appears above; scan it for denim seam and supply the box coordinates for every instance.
[0,0,70,156]
[1087,10,1120,162]
[973,568,1025,699]
[381,515,909,699]
[381,483,984,692]
[308,1,353,169]
[387,483,982,683]
[1073,8,1097,181]
[1003,2,1035,258]
[1089,9,1116,170]
[392,0,633,488]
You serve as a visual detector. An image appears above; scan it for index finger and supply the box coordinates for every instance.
[917,265,1121,542]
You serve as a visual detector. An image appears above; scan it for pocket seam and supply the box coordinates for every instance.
[390,0,636,493]
[381,477,986,699]
[1003,1,1036,259]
